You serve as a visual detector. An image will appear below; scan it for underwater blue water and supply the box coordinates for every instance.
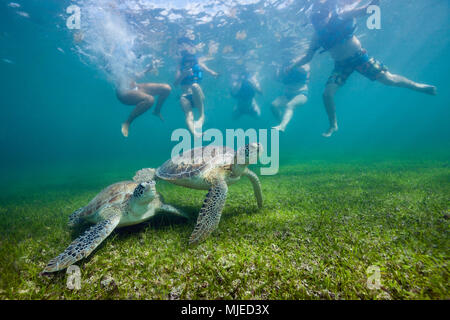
[0,0,448,186]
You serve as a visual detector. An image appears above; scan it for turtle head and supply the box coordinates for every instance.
[234,143,263,171]
[133,168,156,184]
[132,181,156,204]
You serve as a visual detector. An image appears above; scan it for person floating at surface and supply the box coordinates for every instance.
[230,70,262,120]
[271,63,310,132]
[174,37,219,138]
[116,63,171,138]
[287,0,437,138]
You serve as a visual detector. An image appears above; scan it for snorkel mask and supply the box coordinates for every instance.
[311,1,336,29]
[177,37,196,56]
[311,9,332,29]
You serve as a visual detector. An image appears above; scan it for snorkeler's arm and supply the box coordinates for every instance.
[132,60,159,80]
[199,62,219,77]
[341,0,380,19]
[289,36,319,70]
[134,65,153,80]
[134,71,145,79]
[250,77,263,95]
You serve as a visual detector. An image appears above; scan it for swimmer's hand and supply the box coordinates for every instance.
[205,69,219,78]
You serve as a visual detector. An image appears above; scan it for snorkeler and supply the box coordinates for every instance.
[174,37,219,138]
[230,71,262,120]
[116,63,171,138]
[271,63,310,132]
[287,0,437,138]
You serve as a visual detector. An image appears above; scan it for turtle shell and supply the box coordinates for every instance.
[78,182,138,218]
[156,145,235,180]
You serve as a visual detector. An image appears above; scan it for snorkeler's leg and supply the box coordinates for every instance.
[271,97,285,121]
[273,94,307,132]
[138,83,172,120]
[273,109,293,132]
[122,95,155,138]
[377,71,437,95]
[181,96,201,139]
[191,83,205,128]
[252,100,261,118]
[322,83,339,138]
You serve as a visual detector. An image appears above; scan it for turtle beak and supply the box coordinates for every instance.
[138,181,156,200]
[246,143,263,164]
[250,142,264,159]
[147,181,156,194]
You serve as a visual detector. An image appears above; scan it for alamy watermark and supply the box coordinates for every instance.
[366,265,382,290]
[66,265,81,290]
[367,5,381,30]
[65,5,382,31]
[66,5,81,30]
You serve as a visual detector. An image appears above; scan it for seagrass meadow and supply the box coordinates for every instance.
[0,155,448,299]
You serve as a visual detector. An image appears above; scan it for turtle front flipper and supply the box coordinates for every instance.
[68,207,85,228]
[189,178,228,244]
[243,168,263,209]
[43,207,121,273]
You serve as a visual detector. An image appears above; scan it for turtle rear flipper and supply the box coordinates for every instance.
[43,207,121,273]
[189,179,228,244]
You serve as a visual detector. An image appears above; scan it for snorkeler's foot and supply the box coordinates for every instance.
[421,85,437,96]
[121,123,130,138]
[322,125,338,138]
[195,118,205,129]
[272,125,285,132]
[194,120,204,134]
[193,131,203,139]
[188,126,203,139]
[152,110,164,121]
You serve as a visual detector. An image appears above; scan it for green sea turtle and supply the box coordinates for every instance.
[135,143,263,244]
[43,178,187,273]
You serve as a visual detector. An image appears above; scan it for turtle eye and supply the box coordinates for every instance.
[133,184,145,197]
[136,182,153,195]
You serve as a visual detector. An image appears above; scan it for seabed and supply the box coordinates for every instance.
[0,157,448,300]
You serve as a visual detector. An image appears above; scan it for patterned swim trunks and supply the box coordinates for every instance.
[327,49,388,86]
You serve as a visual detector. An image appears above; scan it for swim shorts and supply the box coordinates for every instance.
[327,49,388,86]
[181,93,195,106]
